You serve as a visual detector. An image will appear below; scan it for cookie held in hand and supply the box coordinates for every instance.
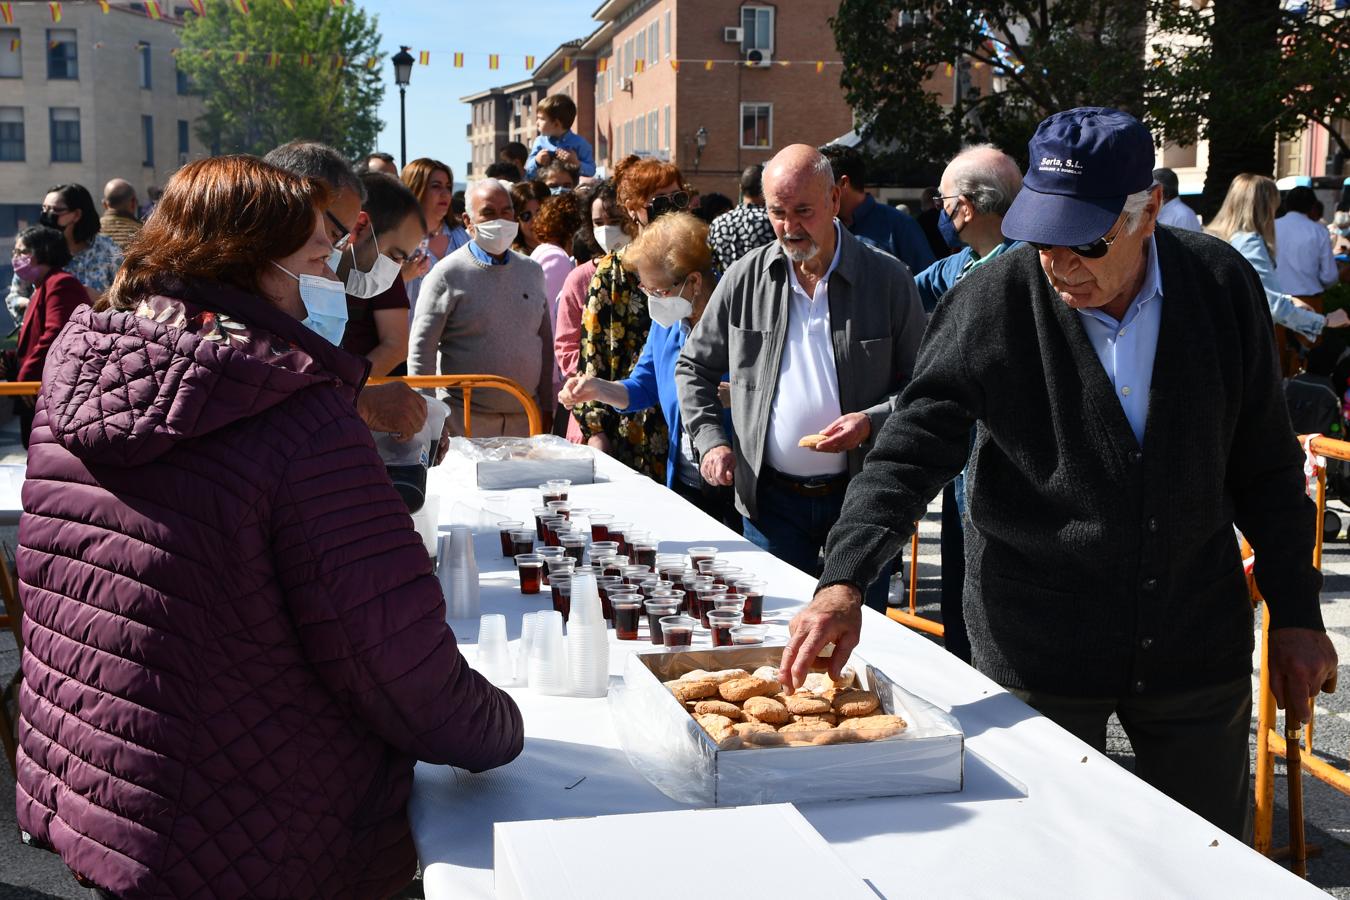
[798,433,828,449]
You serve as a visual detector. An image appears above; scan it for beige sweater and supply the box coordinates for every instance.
[408,244,552,431]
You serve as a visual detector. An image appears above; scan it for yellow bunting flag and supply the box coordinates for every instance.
[145,1,162,19]
[267,51,279,68]
[563,57,572,73]
[525,55,535,70]
[597,57,608,72]
[331,0,346,6]
[815,61,824,73]
[705,60,714,71]
[299,52,311,66]
[453,52,463,67]
[280,0,294,9]
[0,3,13,25]
[49,2,62,24]
[330,54,345,69]
[365,55,378,70]
[97,0,110,13]
[233,0,250,14]
[777,59,790,66]
[944,62,953,76]
[200,48,212,59]
[419,50,430,65]
[8,38,17,52]
[670,60,679,72]
[189,0,205,15]
[169,47,179,57]
[234,50,247,64]
[488,54,500,70]
[634,58,645,73]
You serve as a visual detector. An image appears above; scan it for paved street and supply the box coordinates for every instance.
[0,456,1348,897]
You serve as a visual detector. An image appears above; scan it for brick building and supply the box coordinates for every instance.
[0,3,206,279]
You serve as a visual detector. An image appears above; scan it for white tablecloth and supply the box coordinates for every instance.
[409,453,1319,899]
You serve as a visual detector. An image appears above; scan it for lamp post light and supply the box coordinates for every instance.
[392,45,415,170]
[693,126,709,172]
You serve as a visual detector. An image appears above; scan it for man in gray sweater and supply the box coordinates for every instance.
[781,108,1337,838]
[409,180,553,436]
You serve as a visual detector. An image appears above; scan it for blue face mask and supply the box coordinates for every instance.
[273,262,349,346]
[937,205,965,250]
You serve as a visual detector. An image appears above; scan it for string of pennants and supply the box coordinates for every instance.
[0,1,348,26]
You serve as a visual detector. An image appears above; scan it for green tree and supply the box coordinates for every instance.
[830,2,1148,176]
[178,0,384,159]
[1147,0,1350,216]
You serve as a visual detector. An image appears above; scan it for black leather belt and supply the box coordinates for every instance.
[763,467,849,498]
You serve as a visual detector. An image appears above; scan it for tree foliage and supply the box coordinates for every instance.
[178,0,384,159]
[830,1,1148,172]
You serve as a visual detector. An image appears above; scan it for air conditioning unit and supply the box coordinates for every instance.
[723,26,743,43]
[744,48,772,67]
[620,76,634,94]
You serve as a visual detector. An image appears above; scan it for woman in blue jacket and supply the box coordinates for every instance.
[559,212,737,528]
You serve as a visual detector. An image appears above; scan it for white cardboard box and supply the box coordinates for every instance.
[494,804,876,900]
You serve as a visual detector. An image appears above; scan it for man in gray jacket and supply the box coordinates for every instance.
[676,144,926,608]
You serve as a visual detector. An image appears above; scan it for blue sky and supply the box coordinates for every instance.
[364,0,599,184]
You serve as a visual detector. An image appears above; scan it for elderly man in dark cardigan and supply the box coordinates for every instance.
[780,108,1337,839]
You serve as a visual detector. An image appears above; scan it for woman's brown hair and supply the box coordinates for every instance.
[104,155,328,310]
[612,154,685,215]
[533,191,585,247]
[401,157,454,230]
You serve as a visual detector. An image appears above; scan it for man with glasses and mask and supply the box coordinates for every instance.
[677,144,925,610]
[265,140,429,442]
[409,179,553,437]
[781,108,1337,839]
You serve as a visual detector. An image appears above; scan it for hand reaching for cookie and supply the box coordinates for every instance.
[780,584,863,692]
[807,412,871,453]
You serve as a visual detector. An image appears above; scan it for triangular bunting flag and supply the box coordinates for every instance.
[525,55,535,70]
[267,51,279,68]
[670,60,679,72]
[0,4,10,26]
[97,0,110,13]
[815,61,824,73]
[635,58,645,73]
[8,38,18,52]
[49,2,62,23]
[331,0,346,6]
[145,1,162,19]
[453,52,463,67]
[233,0,250,14]
[365,55,378,70]
[419,50,430,65]
[488,54,499,69]
[944,63,953,76]
[280,0,294,9]
[331,54,345,69]
[189,0,205,15]
[563,57,572,73]
[597,58,608,73]
[234,50,247,63]
[704,60,714,71]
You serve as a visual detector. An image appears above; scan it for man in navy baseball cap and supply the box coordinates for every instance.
[1002,106,1156,248]
[784,105,1338,841]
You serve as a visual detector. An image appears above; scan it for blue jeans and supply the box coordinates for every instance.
[743,476,893,611]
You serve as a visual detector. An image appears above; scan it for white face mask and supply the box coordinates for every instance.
[344,227,402,299]
[472,218,519,256]
[595,224,631,255]
[273,261,348,346]
[644,276,693,328]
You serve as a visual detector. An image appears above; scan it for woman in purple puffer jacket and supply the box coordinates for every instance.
[14,155,524,899]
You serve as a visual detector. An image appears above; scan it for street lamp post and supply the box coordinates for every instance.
[392,46,415,169]
[693,126,709,172]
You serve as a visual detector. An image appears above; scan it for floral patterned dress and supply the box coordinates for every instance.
[572,250,668,481]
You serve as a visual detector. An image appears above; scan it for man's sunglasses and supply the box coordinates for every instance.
[647,191,691,219]
[1030,222,1124,260]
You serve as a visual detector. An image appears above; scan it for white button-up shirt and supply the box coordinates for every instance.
[763,223,847,477]
[1274,212,1339,297]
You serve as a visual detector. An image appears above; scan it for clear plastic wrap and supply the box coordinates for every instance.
[442,435,596,489]
[610,647,964,806]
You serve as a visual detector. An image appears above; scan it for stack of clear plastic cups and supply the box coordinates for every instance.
[565,571,610,698]
[528,610,570,695]
[516,612,539,685]
[437,526,480,620]
[475,613,512,685]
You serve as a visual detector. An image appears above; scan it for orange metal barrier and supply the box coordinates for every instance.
[886,529,945,638]
[0,375,544,437]
[1251,434,1349,876]
[367,374,543,437]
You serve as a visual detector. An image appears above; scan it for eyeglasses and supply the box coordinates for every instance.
[640,274,689,298]
[1030,221,1125,260]
[40,205,70,215]
[519,210,534,223]
[325,211,353,250]
[646,191,691,219]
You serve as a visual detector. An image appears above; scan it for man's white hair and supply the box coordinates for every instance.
[1121,188,1154,235]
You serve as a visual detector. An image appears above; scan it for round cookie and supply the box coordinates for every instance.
[742,695,791,726]
[791,712,838,727]
[836,713,907,739]
[831,689,881,718]
[693,699,744,720]
[812,728,861,746]
[733,721,778,738]
[783,693,833,715]
[695,713,737,743]
[778,719,833,736]
[752,665,780,683]
[666,679,718,702]
[719,676,780,702]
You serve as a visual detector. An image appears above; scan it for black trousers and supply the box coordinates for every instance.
[1007,675,1253,839]
[939,479,971,662]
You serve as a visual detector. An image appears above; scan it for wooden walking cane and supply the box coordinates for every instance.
[1287,672,1337,879]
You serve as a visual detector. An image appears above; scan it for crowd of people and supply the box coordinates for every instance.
[3,95,1349,896]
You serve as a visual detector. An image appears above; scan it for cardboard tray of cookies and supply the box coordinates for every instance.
[610,646,964,807]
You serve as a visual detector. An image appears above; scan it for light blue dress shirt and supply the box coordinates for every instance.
[1075,235,1163,446]
[468,240,510,266]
